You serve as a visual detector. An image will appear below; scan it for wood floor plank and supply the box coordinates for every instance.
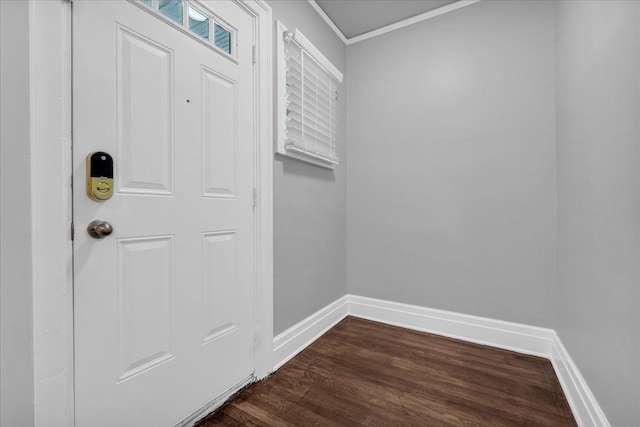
[198,317,577,426]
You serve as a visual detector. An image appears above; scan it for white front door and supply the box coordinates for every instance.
[73,1,256,425]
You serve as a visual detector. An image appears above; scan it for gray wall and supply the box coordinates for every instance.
[0,1,35,426]
[268,1,348,335]
[2,1,637,425]
[555,1,640,425]
[346,0,557,327]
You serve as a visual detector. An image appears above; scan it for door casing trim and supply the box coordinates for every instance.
[29,1,273,425]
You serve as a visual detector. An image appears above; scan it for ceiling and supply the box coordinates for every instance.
[315,0,459,39]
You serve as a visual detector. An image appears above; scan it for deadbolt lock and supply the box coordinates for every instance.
[86,152,114,201]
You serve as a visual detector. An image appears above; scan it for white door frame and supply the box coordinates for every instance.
[28,1,272,425]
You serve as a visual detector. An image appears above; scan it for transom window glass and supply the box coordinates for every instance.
[159,0,182,25]
[188,6,209,40]
[138,0,235,56]
[214,24,231,54]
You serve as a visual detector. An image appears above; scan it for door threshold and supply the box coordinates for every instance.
[173,374,255,427]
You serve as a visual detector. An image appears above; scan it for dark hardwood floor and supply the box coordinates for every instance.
[198,317,577,426]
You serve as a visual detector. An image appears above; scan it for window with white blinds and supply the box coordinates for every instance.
[276,21,343,169]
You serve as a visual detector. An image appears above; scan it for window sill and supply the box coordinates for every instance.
[276,146,338,170]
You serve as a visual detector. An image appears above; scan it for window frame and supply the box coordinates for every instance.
[275,20,344,169]
[132,0,237,60]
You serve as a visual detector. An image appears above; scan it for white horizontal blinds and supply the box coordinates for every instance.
[330,78,338,159]
[285,40,304,147]
[285,38,339,164]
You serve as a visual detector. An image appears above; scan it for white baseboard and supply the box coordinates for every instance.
[272,294,611,427]
[347,294,555,358]
[272,295,349,370]
[550,333,611,427]
[346,295,611,427]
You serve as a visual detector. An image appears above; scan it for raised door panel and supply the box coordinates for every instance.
[202,231,237,344]
[201,67,237,198]
[117,25,174,196]
[117,236,175,381]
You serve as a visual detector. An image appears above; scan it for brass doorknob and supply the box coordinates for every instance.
[87,220,113,239]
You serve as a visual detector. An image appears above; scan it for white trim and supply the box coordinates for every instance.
[290,28,343,82]
[29,1,74,425]
[348,295,554,358]
[272,296,349,371]
[272,295,611,427]
[306,0,348,44]
[29,0,273,425]
[307,0,481,46]
[550,333,611,427]
[346,0,481,45]
[275,149,338,170]
[244,0,274,381]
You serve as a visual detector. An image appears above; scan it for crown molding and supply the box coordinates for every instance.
[306,0,349,44]
[308,0,481,46]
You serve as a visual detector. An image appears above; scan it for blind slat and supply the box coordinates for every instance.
[284,36,339,164]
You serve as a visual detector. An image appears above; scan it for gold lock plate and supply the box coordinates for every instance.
[86,152,114,201]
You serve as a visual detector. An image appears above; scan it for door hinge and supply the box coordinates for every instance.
[70,222,75,241]
[252,45,256,65]
[253,187,258,208]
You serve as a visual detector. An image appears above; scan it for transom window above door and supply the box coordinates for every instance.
[136,0,235,57]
